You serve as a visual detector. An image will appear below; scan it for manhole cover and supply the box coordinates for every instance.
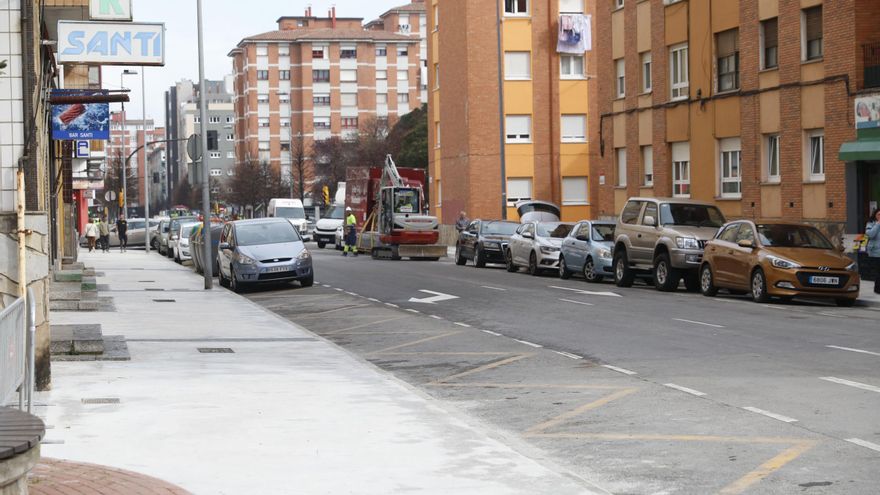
[198,348,234,353]
[153,299,176,303]
[81,398,120,404]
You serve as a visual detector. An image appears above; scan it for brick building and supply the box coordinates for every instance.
[228,2,426,194]
[593,0,880,240]
[107,113,164,215]
[427,0,596,224]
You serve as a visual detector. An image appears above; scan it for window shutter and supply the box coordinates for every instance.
[763,18,778,49]
[716,29,739,58]
[805,7,822,41]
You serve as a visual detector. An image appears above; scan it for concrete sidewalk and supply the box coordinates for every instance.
[35,249,599,495]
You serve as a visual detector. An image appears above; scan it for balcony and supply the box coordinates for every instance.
[864,42,880,89]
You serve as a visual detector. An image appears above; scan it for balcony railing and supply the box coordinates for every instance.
[863,42,880,89]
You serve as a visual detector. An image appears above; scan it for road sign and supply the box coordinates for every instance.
[187,134,202,162]
[408,290,459,304]
[89,0,133,21]
[104,190,117,202]
[75,141,90,158]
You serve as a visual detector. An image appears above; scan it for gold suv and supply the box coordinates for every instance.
[700,221,860,307]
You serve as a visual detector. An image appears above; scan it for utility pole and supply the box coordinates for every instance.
[120,69,138,219]
[141,67,151,253]
[495,0,508,220]
[197,0,213,289]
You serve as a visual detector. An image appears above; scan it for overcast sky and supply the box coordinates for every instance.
[101,0,406,124]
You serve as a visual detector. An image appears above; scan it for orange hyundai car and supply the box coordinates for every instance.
[700,221,860,306]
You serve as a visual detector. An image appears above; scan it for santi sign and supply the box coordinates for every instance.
[57,21,165,66]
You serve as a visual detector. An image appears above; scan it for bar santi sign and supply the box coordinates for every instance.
[57,21,165,66]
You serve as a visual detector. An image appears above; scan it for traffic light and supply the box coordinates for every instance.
[323,186,330,205]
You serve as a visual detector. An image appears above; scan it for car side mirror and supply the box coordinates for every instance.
[523,232,534,239]
[737,239,755,249]
[643,216,656,227]
[576,235,589,242]
[219,242,230,250]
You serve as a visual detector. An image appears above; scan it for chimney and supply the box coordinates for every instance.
[332,6,337,29]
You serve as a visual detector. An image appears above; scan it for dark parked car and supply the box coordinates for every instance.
[455,220,521,267]
[191,223,224,276]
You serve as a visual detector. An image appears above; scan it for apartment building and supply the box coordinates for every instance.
[366,1,429,103]
[594,0,880,240]
[107,113,164,215]
[229,4,424,186]
[428,0,596,224]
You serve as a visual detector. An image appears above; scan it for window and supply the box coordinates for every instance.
[802,6,823,61]
[280,119,290,127]
[209,152,221,159]
[504,0,528,15]
[258,118,269,128]
[642,145,653,186]
[504,52,531,80]
[765,134,780,182]
[341,93,357,107]
[641,52,652,92]
[207,130,218,150]
[616,148,627,187]
[643,203,657,225]
[208,116,221,124]
[342,117,358,129]
[258,141,270,151]
[397,69,409,82]
[716,29,740,92]
[313,94,330,106]
[278,45,289,56]
[562,177,588,205]
[257,95,270,103]
[615,59,625,98]
[434,63,440,88]
[279,70,290,81]
[256,70,269,80]
[313,70,330,82]
[621,201,642,225]
[377,93,388,104]
[436,179,441,207]
[505,115,531,143]
[193,115,200,123]
[340,70,357,82]
[719,138,742,198]
[256,45,268,56]
[398,23,411,34]
[226,116,234,123]
[761,18,778,70]
[226,133,234,141]
[376,46,387,57]
[398,93,410,103]
[279,94,290,103]
[507,178,533,205]
[434,6,439,29]
[807,130,824,180]
[210,169,222,177]
[670,44,689,100]
[340,46,357,59]
[397,45,408,57]
[559,0,584,13]
[227,151,234,159]
[314,117,330,130]
[561,115,587,143]
[560,54,584,78]
[672,142,690,197]
[312,45,327,59]
[615,0,624,9]
[435,122,440,147]
[377,70,387,80]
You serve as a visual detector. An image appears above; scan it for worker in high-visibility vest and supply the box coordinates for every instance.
[343,207,358,257]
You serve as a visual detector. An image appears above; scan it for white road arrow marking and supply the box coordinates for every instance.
[408,290,460,305]
[549,286,622,298]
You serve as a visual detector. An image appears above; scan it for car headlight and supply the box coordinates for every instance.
[297,250,311,260]
[846,261,857,272]
[484,241,500,249]
[540,246,560,255]
[675,237,700,250]
[768,256,801,269]
[237,253,257,265]
[597,248,612,259]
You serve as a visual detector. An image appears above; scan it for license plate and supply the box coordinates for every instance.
[810,276,839,285]
[264,266,290,274]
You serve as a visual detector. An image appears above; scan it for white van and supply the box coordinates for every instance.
[267,198,313,241]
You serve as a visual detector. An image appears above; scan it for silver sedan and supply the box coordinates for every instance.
[505,222,575,276]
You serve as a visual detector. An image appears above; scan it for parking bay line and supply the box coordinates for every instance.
[819,376,880,394]
[514,339,543,348]
[603,365,637,376]
[481,286,507,291]
[559,298,594,306]
[826,345,880,357]
[663,383,707,397]
[845,438,880,453]
[673,318,724,329]
[742,407,798,424]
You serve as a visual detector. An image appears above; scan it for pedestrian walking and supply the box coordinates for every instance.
[84,218,99,252]
[865,208,880,294]
[455,211,470,233]
[343,207,358,257]
[97,218,110,252]
[116,217,128,252]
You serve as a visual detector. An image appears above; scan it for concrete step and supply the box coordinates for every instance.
[51,324,104,355]
[54,270,82,283]
[49,300,100,312]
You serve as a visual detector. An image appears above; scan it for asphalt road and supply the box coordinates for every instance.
[247,246,880,494]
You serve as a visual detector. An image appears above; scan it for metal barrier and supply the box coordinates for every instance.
[0,289,36,412]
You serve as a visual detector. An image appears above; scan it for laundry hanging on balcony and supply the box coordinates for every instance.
[557,14,592,54]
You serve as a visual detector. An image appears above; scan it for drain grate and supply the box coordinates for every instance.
[81,398,120,405]
[138,280,156,283]
[153,299,176,303]
[198,347,234,354]
[145,288,165,291]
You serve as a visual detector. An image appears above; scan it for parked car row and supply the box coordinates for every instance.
[455,197,861,307]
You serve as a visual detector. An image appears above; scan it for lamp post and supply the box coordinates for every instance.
[140,68,152,253]
[197,0,213,289]
[120,69,138,220]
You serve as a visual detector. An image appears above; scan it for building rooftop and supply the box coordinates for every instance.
[238,28,418,45]
[381,1,427,16]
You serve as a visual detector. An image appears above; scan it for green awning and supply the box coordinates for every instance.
[839,139,880,161]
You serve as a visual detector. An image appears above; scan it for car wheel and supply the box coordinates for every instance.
[230,268,243,293]
[653,253,680,292]
[317,241,326,249]
[835,298,856,308]
[751,268,770,303]
[700,264,718,297]
[455,245,467,266]
[505,250,518,273]
[613,250,635,288]
[584,257,601,283]
[300,273,314,288]
[474,245,486,268]
[174,250,181,264]
[528,252,540,277]
[558,256,572,280]
[218,268,229,287]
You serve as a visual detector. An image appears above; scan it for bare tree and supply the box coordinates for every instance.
[224,160,286,217]
[101,149,139,218]
[290,133,308,203]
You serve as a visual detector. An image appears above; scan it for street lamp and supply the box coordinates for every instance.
[120,69,138,220]
[196,0,213,289]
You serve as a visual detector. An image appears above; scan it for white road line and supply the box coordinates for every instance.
[481,330,502,337]
[846,438,880,453]
[453,322,471,328]
[549,286,622,298]
[663,383,707,397]
[481,286,507,291]
[384,303,399,308]
[559,298,595,306]
[405,309,421,314]
[742,407,798,423]
[826,345,880,357]
[321,284,332,288]
[345,292,359,297]
[334,288,344,292]
[673,318,724,329]
[429,315,443,320]
[603,365,637,376]
[555,351,583,360]
[819,376,880,394]
[818,312,847,319]
[515,339,543,348]
[367,298,380,303]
